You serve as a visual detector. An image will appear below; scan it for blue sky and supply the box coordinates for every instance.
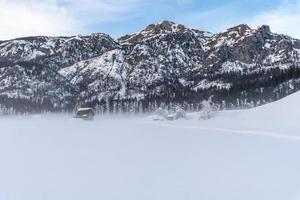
[0,0,300,40]
[91,0,284,37]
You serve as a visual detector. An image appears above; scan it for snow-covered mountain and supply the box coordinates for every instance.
[1,21,300,113]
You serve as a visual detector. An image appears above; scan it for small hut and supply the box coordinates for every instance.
[74,108,95,120]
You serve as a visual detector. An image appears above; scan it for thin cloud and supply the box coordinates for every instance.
[72,0,145,25]
[176,0,191,6]
[69,0,141,12]
[249,0,300,39]
[0,0,144,40]
[0,0,77,40]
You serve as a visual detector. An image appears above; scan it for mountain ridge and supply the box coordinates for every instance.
[1,21,300,113]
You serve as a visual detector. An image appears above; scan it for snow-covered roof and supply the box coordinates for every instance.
[77,108,93,111]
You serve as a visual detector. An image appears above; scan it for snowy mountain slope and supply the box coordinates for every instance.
[172,91,300,136]
[208,24,300,71]
[59,49,130,102]
[1,21,300,113]
[0,33,118,64]
[236,90,300,120]
[0,62,78,112]
[0,33,119,112]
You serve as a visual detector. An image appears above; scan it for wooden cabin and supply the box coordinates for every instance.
[74,108,95,120]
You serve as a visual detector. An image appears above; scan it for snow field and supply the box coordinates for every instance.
[1,92,300,200]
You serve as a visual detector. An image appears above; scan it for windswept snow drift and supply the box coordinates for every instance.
[0,92,300,200]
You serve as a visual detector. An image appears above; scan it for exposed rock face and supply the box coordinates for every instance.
[1,21,300,113]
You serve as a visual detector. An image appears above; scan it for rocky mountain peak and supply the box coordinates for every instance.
[257,25,272,38]
[208,24,253,49]
[147,20,187,34]
[145,21,173,32]
[258,25,271,33]
[118,20,192,44]
[227,24,252,35]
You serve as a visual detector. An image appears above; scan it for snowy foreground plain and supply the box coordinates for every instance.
[1,92,300,200]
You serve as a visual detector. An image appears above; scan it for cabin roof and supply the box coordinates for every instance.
[77,108,93,111]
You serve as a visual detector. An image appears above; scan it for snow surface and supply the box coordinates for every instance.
[1,92,300,200]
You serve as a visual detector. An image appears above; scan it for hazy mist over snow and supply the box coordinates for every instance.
[1,92,300,200]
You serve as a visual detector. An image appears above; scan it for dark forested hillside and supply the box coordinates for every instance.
[1,21,300,114]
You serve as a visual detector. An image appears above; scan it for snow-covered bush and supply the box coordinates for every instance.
[154,107,168,118]
[151,106,186,121]
[199,99,219,120]
[150,107,169,121]
[174,106,187,120]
